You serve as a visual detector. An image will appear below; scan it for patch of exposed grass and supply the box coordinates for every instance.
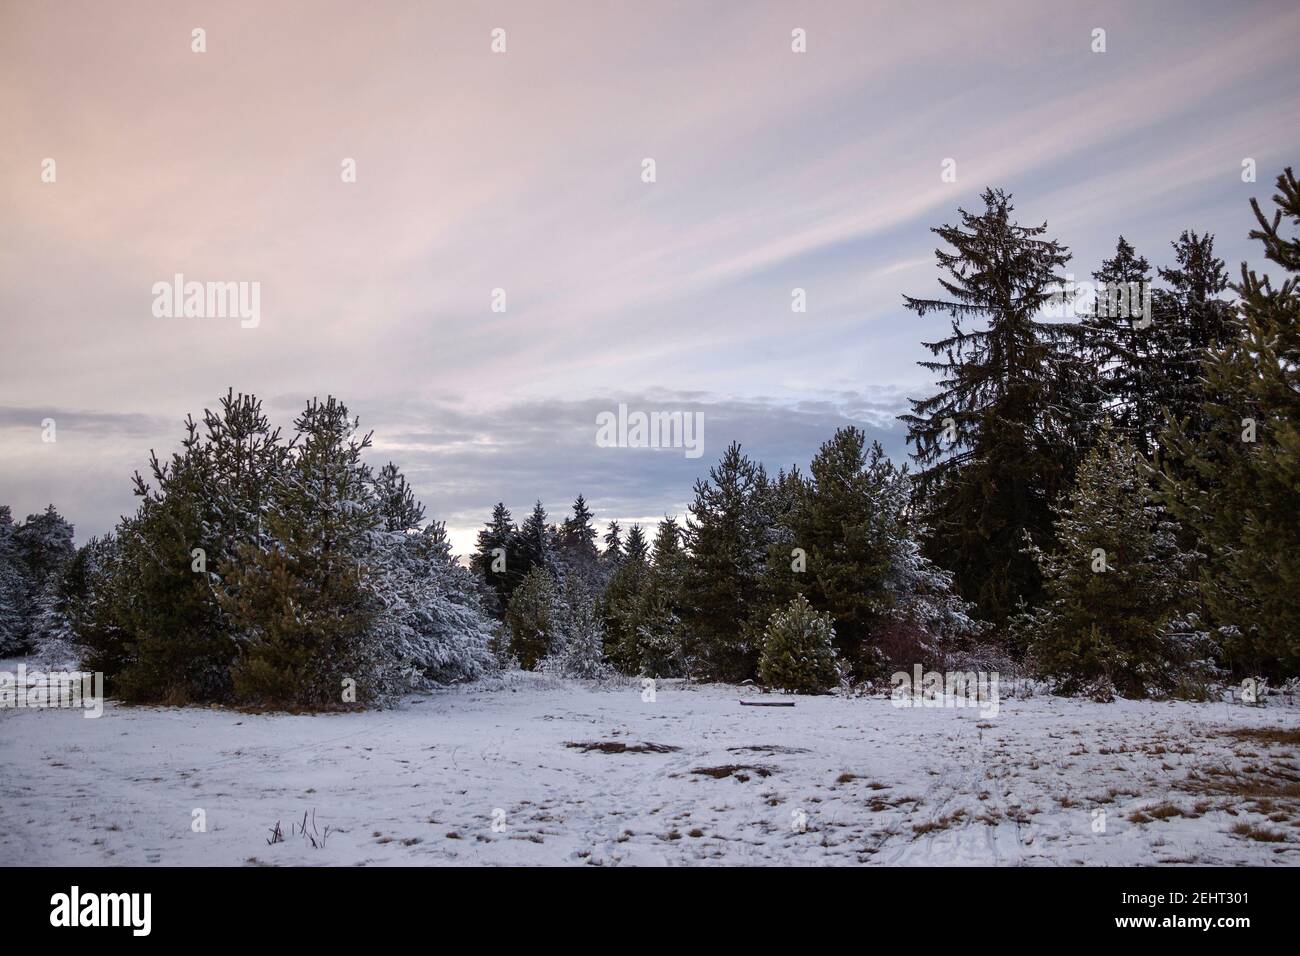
[913,809,967,835]
[1223,727,1300,748]
[565,741,680,754]
[1229,821,1289,843]
[691,764,774,780]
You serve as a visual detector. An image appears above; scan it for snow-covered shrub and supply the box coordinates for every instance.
[758,594,840,693]
[368,527,496,691]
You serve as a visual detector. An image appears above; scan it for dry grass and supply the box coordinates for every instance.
[1229,821,1290,843]
[690,764,775,780]
[565,741,680,754]
[1223,727,1300,747]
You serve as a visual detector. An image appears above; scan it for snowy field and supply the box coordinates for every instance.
[3,664,1300,866]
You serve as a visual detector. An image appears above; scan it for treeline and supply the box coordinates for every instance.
[474,432,977,691]
[11,168,1298,706]
[476,167,1300,699]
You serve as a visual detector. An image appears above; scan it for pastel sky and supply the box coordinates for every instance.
[3,0,1299,552]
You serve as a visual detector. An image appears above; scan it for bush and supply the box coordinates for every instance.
[758,595,839,693]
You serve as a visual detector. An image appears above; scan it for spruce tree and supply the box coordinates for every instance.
[899,188,1086,625]
[1085,237,1161,455]
[681,442,770,680]
[1156,168,1300,677]
[472,502,517,616]
[1018,424,1206,698]
[1149,230,1234,440]
[515,501,554,581]
[556,494,599,584]
[624,523,648,563]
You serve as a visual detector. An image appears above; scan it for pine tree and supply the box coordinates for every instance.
[471,502,517,616]
[222,397,381,708]
[900,187,1088,625]
[1019,424,1206,698]
[505,564,561,670]
[758,594,840,693]
[1156,168,1300,678]
[601,520,624,572]
[681,442,771,680]
[373,462,426,532]
[78,394,290,702]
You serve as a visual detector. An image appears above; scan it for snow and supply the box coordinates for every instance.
[3,662,1299,866]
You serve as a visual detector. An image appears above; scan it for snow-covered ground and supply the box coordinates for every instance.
[3,663,1299,866]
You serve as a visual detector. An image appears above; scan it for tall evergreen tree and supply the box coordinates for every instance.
[515,500,554,581]
[471,502,517,616]
[1156,168,1300,677]
[1150,230,1234,440]
[636,517,689,676]
[899,187,1087,625]
[556,494,599,583]
[1085,237,1161,455]
[681,442,771,680]
[602,525,650,672]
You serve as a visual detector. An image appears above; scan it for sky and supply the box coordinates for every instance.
[2,0,1299,552]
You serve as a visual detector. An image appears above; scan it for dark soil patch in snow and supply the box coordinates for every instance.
[727,744,810,755]
[691,764,775,780]
[565,741,680,754]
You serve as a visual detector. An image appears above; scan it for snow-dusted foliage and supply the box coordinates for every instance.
[505,565,562,670]
[368,525,496,688]
[0,503,76,657]
[0,505,29,655]
[1015,424,1213,698]
[758,594,839,693]
[542,576,611,679]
